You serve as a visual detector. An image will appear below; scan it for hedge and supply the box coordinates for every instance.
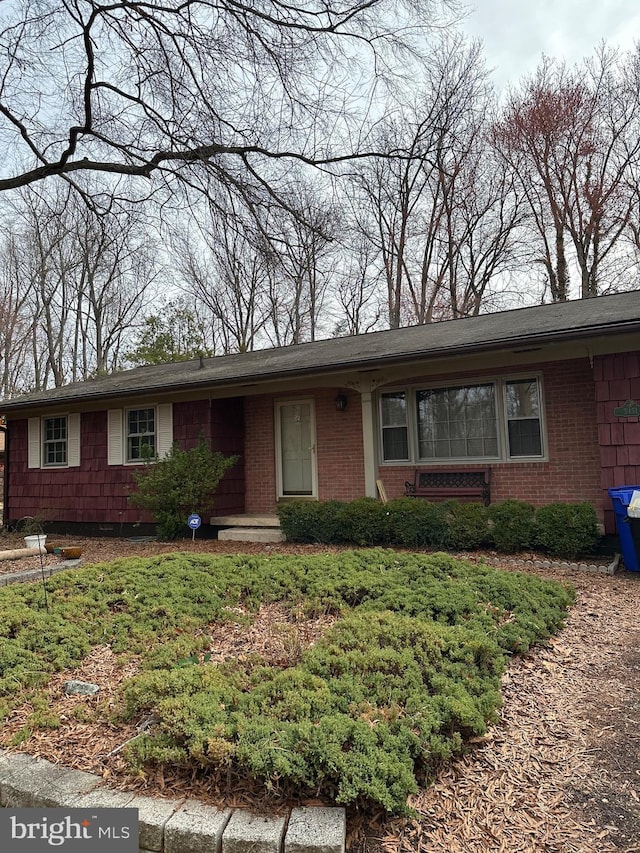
[278,498,600,558]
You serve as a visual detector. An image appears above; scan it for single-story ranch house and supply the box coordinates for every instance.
[3,291,640,540]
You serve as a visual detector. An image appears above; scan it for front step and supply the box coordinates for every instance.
[210,514,280,528]
[217,527,285,543]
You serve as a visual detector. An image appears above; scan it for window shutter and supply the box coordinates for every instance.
[28,418,41,469]
[67,413,81,467]
[156,403,173,458]
[107,409,123,465]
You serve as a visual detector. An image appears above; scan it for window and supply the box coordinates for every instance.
[43,416,67,466]
[380,376,544,463]
[27,414,80,469]
[107,404,173,465]
[417,384,498,460]
[505,379,542,457]
[127,407,156,462]
[380,392,409,461]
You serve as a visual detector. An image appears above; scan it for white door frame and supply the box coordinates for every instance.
[275,399,318,500]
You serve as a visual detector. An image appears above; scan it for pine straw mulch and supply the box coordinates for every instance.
[0,533,345,575]
[0,537,639,852]
[0,600,339,812]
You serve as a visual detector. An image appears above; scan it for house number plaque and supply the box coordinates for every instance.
[613,399,640,417]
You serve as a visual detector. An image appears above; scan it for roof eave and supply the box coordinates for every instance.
[2,317,638,415]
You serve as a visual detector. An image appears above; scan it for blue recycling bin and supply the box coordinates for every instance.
[608,486,640,571]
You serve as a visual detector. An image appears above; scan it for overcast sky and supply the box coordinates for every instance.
[459,0,640,90]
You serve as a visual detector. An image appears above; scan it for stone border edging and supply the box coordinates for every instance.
[0,559,82,587]
[509,553,621,575]
[0,750,346,853]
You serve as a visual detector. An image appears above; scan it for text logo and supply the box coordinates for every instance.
[0,808,138,851]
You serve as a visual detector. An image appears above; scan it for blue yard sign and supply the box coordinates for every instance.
[187,513,201,541]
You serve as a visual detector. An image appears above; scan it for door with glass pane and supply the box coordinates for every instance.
[276,401,317,497]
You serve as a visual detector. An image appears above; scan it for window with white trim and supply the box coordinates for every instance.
[43,416,67,465]
[379,375,545,463]
[107,403,173,465]
[127,407,155,462]
[27,414,81,469]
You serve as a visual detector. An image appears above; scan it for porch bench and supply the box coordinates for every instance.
[404,467,491,506]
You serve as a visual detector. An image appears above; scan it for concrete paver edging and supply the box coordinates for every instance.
[0,560,82,587]
[0,749,346,853]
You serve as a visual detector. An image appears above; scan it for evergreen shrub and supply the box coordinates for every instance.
[342,497,388,545]
[487,499,536,552]
[534,501,600,558]
[128,435,237,539]
[279,496,600,559]
[384,498,449,548]
[443,500,489,550]
[277,500,346,544]
[0,549,574,815]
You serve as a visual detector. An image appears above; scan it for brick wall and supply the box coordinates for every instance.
[315,389,365,501]
[7,399,245,524]
[244,395,276,514]
[244,389,365,514]
[377,358,604,521]
[594,352,640,533]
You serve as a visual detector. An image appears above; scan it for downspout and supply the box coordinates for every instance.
[1,423,8,528]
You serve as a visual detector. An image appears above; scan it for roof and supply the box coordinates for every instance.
[5,290,640,413]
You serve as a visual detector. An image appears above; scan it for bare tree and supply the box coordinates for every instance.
[493,47,640,300]
[333,234,383,336]
[0,0,455,205]
[173,195,273,354]
[263,181,339,344]
[0,230,37,396]
[0,185,157,390]
[350,36,516,327]
[437,141,524,317]
[69,201,158,377]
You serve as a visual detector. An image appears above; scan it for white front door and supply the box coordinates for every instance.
[276,400,317,498]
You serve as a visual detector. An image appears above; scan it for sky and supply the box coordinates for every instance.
[460,0,640,90]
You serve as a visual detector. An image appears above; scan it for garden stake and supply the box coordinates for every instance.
[38,545,49,611]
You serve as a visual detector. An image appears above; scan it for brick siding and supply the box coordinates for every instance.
[377,358,604,522]
[244,389,366,514]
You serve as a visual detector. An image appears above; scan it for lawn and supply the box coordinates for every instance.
[0,548,574,814]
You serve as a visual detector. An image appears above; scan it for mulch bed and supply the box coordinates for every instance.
[0,535,639,852]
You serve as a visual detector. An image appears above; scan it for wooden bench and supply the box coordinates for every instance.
[404,467,491,506]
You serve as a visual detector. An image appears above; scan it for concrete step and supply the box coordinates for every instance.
[217,527,285,543]
[211,514,280,528]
